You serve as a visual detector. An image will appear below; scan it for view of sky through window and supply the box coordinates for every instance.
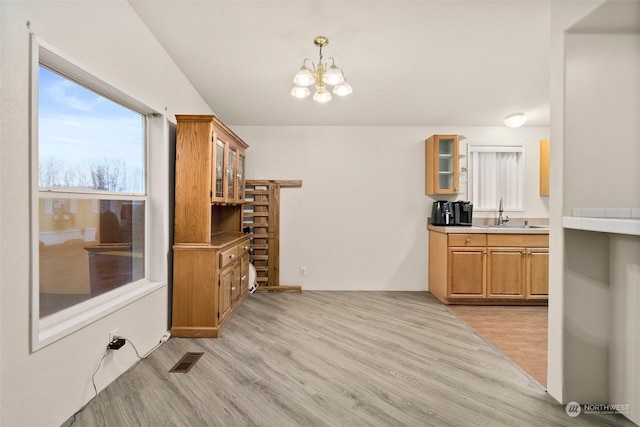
[38,66,144,193]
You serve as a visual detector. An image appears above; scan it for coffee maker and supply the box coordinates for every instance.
[431,201,473,226]
[452,201,473,226]
[431,201,453,225]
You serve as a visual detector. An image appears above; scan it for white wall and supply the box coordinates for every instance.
[548,0,602,403]
[564,33,640,210]
[234,125,549,291]
[549,2,640,424]
[0,1,212,426]
[560,25,640,423]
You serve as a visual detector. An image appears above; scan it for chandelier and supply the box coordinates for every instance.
[290,36,353,103]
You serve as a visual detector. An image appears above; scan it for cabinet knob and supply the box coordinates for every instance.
[228,254,235,259]
[465,238,470,243]
[241,275,246,281]
[522,251,526,255]
[231,286,236,291]
[243,246,249,250]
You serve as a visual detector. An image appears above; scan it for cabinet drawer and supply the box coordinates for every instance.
[448,234,486,247]
[487,234,549,247]
[219,246,239,268]
[237,239,250,257]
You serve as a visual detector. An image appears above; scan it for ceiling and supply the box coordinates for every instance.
[128,0,551,127]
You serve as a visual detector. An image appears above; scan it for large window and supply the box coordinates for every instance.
[37,65,146,317]
[467,144,525,211]
[31,36,166,350]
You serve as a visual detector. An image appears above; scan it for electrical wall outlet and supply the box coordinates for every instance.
[300,266,307,276]
[109,329,119,343]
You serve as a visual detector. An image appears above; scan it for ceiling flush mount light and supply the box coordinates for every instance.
[504,112,527,128]
[291,36,353,103]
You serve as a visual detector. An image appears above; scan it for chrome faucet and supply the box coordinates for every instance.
[497,197,510,225]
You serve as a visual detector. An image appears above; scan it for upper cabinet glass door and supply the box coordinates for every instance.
[213,139,225,201]
[227,147,236,201]
[238,154,245,202]
[438,137,455,190]
[209,122,248,205]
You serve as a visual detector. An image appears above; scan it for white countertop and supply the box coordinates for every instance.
[562,216,640,236]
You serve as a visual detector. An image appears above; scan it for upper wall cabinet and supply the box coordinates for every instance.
[425,135,463,195]
[539,138,550,196]
[174,115,248,243]
[210,121,247,205]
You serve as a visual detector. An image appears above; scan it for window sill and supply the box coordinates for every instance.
[34,280,166,351]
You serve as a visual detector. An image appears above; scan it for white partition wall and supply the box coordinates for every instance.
[549,1,640,423]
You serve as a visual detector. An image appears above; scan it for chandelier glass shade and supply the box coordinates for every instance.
[291,36,353,103]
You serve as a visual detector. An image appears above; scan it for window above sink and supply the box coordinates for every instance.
[467,144,525,212]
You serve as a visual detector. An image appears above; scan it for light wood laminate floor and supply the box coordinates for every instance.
[448,305,548,388]
[73,292,633,426]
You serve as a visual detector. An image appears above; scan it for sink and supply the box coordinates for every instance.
[484,224,548,229]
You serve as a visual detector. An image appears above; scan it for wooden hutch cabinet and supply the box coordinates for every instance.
[172,115,250,338]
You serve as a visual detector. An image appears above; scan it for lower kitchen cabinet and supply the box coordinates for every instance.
[429,229,548,305]
[446,233,487,299]
[449,248,486,297]
[526,248,549,299]
[171,234,250,337]
[487,247,526,299]
[487,246,549,299]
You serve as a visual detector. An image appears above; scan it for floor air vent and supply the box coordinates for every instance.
[169,352,204,373]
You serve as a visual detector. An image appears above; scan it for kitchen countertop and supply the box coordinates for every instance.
[427,224,549,234]
[562,208,640,236]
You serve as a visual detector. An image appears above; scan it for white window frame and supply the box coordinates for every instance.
[467,144,526,212]
[30,35,168,351]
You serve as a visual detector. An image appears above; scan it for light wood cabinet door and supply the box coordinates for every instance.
[540,139,550,196]
[219,265,234,323]
[239,254,250,298]
[448,247,486,298]
[487,247,525,299]
[526,248,549,299]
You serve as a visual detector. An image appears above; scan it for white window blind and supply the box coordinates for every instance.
[468,144,525,211]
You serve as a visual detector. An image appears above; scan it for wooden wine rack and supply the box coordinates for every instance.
[243,180,302,292]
